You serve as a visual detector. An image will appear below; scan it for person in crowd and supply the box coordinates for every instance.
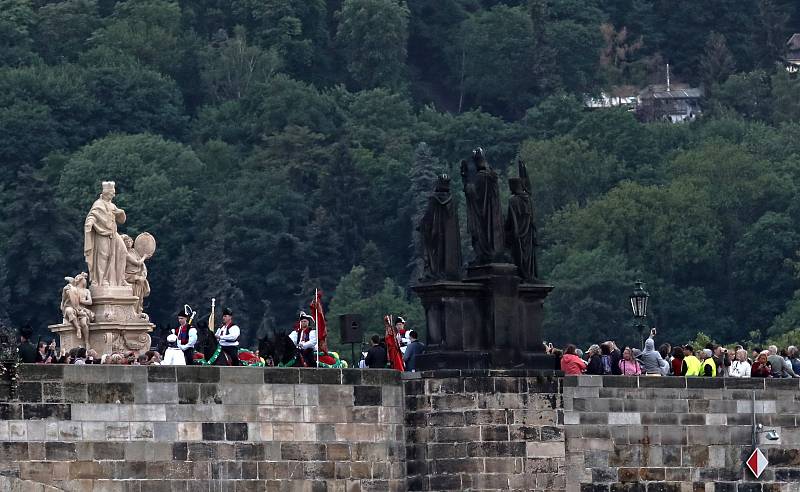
[585,344,604,375]
[560,344,586,375]
[364,334,388,369]
[395,316,409,347]
[767,345,786,378]
[638,335,666,376]
[681,345,701,376]
[670,346,684,376]
[551,348,563,370]
[729,349,751,378]
[780,348,799,378]
[603,341,622,375]
[789,346,800,375]
[290,312,317,367]
[751,351,772,378]
[215,307,241,366]
[18,325,36,363]
[618,347,641,375]
[86,349,99,364]
[698,349,716,376]
[403,330,425,372]
[144,350,160,365]
[713,346,731,377]
[598,343,614,375]
[175,307,198,365]
[73,347,87,365]
[135,354,148,365]
[109,353,124,365]
[34,341,51,363]
[162,334,186,365]
[658,343,672,363]
[751,348,761,364]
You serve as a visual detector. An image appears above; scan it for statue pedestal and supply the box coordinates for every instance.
[412,263,555,370]
[49,285,153,354]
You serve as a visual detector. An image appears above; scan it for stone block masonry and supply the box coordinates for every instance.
[404,369,565,492]
[1,364,405,491]
[8,366,800,491]
[564,375,800,492]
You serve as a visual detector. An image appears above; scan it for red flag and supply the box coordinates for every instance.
[310,290,328,353]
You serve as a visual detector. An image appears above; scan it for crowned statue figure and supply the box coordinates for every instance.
[84,181,129,287]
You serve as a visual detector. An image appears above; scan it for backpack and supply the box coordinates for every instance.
[601,354,612,375]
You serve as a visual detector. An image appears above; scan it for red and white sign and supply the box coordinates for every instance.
[746,448,768,478]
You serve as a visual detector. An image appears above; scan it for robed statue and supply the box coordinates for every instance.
[461,148,504,264]
[506,160,538,281]
[121,234,151,315]
[61,272,94,348]
[84,181,129,287]
[419,174,462,280]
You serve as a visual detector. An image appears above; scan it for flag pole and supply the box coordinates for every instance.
[314,289,319,368]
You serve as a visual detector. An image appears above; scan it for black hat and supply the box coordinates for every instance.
[298,312,313,323]
[177,305,193,318]
[222,307,233,316]
[394,316,406,325]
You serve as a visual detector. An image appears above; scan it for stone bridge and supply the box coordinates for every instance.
[1,365,799,491]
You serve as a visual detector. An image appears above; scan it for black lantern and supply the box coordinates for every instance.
[630,280,649,319]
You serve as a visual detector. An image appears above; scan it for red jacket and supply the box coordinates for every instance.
[560,353,586,375]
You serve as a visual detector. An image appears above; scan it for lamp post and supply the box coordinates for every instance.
[629,280,650,349]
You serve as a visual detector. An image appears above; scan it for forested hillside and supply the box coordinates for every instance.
[2,0,800,350]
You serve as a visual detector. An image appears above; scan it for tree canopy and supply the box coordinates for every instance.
[2,0,800,357]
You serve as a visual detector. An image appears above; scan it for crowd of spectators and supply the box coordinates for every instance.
[553,333,800,378]
[18,333,165,366]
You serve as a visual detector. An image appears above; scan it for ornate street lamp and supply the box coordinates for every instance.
[629,280,650,348]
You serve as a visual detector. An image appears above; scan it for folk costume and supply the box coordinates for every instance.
[384,315,404,371]
[215,307,240,366]
[175,306,197,365]
[289,313,317,367]
[162,334,186,366]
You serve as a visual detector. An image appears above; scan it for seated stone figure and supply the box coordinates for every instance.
[61,272,94,349]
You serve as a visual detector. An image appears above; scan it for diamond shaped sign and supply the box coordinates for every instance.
[746,448,768,478]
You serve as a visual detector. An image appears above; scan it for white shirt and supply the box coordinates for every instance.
[215,323,240,346]
[729,359,751,378]
[289,329,317,350]
[177,326,198,350]
[162,347,186,365]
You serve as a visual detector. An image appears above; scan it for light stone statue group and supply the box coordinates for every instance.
[55,181,156,352]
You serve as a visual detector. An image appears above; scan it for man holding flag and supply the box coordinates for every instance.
[290,312,317,367]
[309,289,328,366]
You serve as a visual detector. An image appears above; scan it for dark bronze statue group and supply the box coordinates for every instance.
[412,147,552,370]
[419,147,537,282]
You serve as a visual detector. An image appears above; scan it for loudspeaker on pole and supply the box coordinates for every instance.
[339,314,363,344]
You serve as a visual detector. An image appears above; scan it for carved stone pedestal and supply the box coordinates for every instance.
[412,263,555,370]
[49,285,153,354]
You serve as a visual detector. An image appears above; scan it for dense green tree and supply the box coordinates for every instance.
[731,212,800,337]
[236,0,330,82]
[328,265,423,358]
[200,26,283,102]
[770,68,800,124]
[0,0,37,65]
[336,0,409,90]
[518,136,619,216]
[0,168,82,333]
[699,32,735,88]
[89,0,185,76]
[542,247,634,347]
[449,5,538,116]
[34,0,101,63]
